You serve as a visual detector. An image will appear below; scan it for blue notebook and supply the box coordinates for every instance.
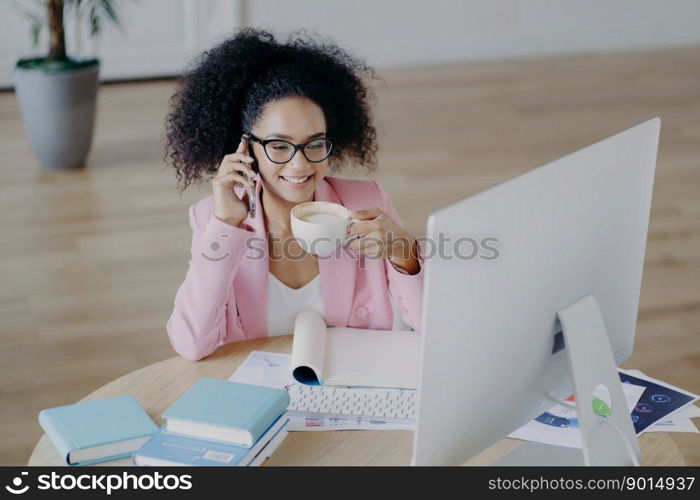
[163,378,290,447]
[38,395,158,466]
[133,417,289,467]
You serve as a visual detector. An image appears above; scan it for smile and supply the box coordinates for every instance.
[280,173,314,186]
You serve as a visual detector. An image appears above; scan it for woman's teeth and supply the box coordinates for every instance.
[281,174,312,184]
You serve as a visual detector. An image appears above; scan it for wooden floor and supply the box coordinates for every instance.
[1,46,699,465]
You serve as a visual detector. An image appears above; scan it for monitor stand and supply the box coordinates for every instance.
[492,295,641,466]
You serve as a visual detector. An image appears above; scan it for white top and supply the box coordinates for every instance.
[267,272,325,337]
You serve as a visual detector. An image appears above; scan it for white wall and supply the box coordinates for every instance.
[2,0,700,88]
[251,0,700,67]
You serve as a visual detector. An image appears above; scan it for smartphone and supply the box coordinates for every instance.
[245,137,258,218]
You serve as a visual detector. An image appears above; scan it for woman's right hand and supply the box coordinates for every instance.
[212,136,256,227]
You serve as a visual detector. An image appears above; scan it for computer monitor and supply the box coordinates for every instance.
[412,118,660,466]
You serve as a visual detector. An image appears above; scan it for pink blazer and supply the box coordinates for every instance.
[166,176,424,361]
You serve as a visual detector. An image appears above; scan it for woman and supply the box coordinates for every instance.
[165,29,423,361]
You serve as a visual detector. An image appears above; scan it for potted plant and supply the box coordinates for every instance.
[13,0,124,170]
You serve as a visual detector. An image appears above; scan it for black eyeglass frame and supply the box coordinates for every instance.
[246,133,334,164]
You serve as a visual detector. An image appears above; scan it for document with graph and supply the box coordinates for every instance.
[291,309,419,389]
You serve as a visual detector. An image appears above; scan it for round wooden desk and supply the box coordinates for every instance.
[29,336,685,466]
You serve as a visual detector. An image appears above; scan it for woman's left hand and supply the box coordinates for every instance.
[346,208,421,275]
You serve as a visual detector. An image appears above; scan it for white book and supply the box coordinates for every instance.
[247,427,289,466]
[291,309,419,389]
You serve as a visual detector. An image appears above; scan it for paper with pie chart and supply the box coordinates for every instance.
[509,382,645,448]
[509,369,699,448]
[619,369,699,434]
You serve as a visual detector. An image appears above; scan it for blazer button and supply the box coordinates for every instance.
[356,306,368,318]
[236,317,243,328]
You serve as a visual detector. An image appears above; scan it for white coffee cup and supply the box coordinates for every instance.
[291,201,353,256]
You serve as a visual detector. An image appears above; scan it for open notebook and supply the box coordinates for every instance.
[290,309,420,389]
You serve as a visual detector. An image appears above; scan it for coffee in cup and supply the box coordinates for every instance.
[291,201,353,256]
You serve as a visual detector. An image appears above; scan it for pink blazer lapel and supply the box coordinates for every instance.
[315,179,358,327]
[232,176,269,339]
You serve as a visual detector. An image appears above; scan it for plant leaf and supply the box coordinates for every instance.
[89,4,100,37]
[30,21,42,47]
[15,0,136,47]
[10,0,46,49]
[99,0,121,27]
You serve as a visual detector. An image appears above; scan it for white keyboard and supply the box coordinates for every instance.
[286,384,416,423]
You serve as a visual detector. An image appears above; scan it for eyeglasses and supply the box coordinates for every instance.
[246,134,334,164]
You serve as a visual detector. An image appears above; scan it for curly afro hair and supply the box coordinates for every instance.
[165,28,380,189]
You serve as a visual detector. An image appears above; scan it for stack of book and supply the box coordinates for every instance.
[133,378,290,467]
